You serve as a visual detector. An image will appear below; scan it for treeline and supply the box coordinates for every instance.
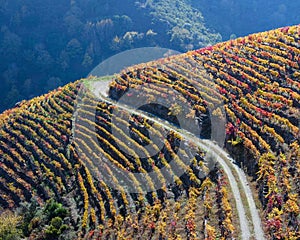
[1,0,299,112]
[0,0,220,112]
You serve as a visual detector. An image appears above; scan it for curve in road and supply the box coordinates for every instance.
[85,79,265,239]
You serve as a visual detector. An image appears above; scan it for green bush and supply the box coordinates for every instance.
[0,211,22,240]
[44,199,68,220]
[51,217,63,230]
[45,217,68,240]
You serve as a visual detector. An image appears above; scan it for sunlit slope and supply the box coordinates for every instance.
[110,25,300,157]
[0,25,299,239]
[0,82,238,239]
[108,24,300,238]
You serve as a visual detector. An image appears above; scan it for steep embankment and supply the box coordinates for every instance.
[0,24,299,239]
[108,24,300,239]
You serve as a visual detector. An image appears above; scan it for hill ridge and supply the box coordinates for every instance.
[0,24,299,239]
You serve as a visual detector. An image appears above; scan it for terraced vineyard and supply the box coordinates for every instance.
[0,24,299,239]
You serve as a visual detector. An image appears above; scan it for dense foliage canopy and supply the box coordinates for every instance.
[0,0,220,112]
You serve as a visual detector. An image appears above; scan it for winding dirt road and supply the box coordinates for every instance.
[86,79,265,239]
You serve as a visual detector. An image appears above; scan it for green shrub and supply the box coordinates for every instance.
[50,217,63,230]
[0,211,22,240]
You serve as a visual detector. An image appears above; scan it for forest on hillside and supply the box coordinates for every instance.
[1,0,300,113]
[0,24,299,239]
[191,0,300,40]
[0,0,220,112]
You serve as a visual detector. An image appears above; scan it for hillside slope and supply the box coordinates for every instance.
[0,25,299,239]
[109,25,300,238]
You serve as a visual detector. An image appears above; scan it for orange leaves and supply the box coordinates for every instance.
[262,125,285,144]
[205,224,216,240]
[266,175,278,198]
[214,173,235,238]
[257,145,300,238]
[78,172,89,229]
[0,24,300,239]
[257,153,276,180]
[183,188,198,239]
[266,207,284,239]
[284,194,300,214]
